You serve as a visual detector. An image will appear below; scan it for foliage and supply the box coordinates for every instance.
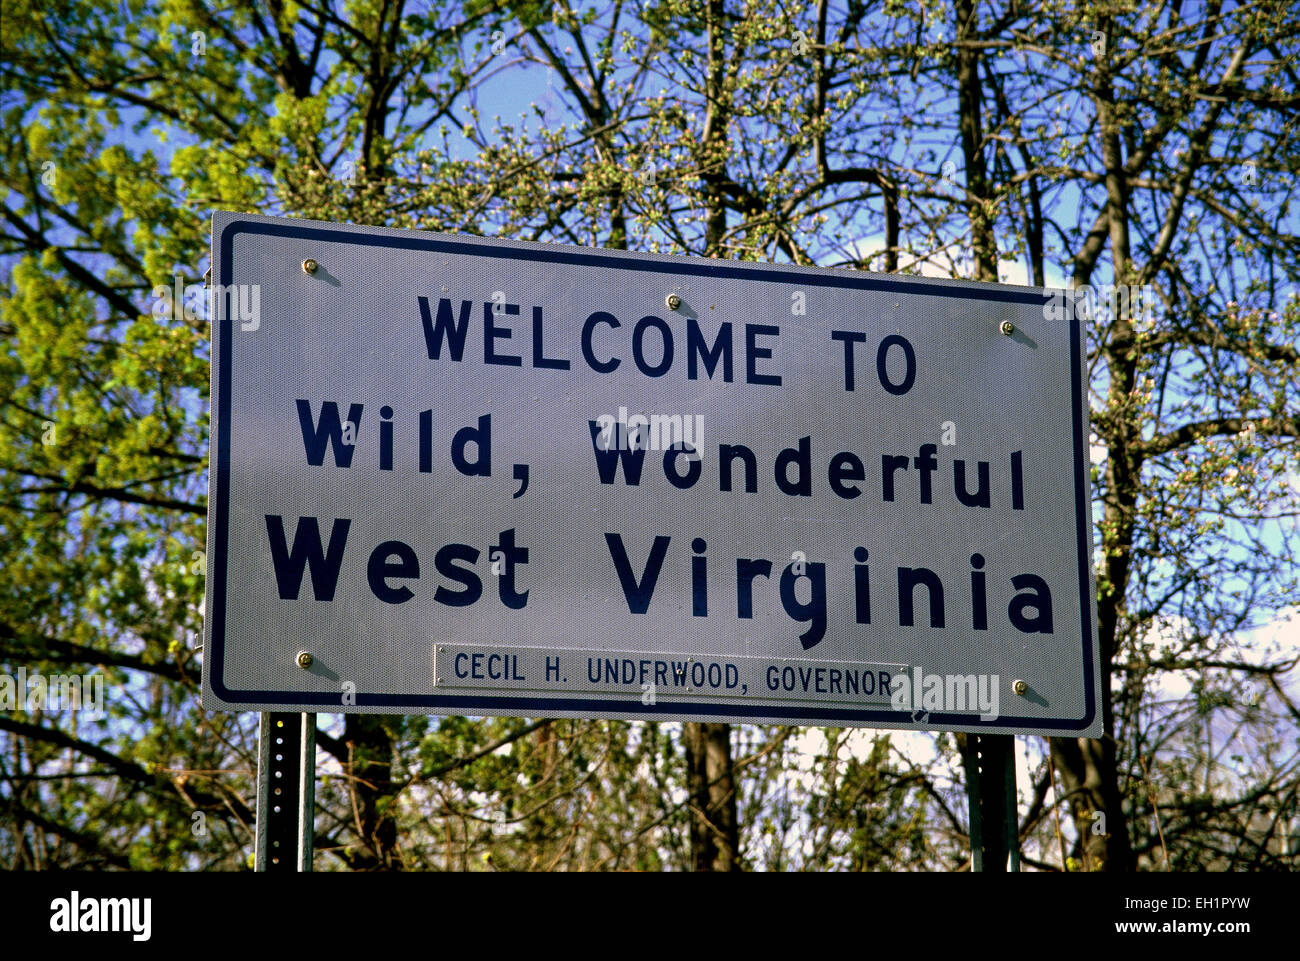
[2,0,1297,871]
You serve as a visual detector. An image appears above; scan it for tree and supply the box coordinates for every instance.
[3,0,1297,872]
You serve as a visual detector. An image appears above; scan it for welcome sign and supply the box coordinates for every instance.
[203,212,1101,736]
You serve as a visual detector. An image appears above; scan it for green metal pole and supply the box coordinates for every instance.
[963,733,1019,872]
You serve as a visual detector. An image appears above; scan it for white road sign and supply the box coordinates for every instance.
[203,211,1101,736]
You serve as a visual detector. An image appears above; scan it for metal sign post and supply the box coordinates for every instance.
[962,732,1019,872]
[254,712,315,872]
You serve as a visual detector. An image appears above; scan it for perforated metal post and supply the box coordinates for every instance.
[255,712,315,872]
[962,733,1019,872]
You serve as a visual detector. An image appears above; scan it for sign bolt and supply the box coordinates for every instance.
[666,293,682,311]
[296,651,314,669]
[1000,320,1015,336]
[1013,679,1027,696]
[302,258,319,274]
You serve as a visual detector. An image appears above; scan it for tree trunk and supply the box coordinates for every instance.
[1047,18,1138,871]
[344,714,402,870]
[955,0,997,281]
[680,0,742,875]
[1050,736,1133,871]
[684,721,739,871]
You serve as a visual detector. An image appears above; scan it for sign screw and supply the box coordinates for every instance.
[666,293,682,311]
[302,258,319,274]
[1000,320,1015,336]
[296,651,314,669]
[1013,679,1027,696]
